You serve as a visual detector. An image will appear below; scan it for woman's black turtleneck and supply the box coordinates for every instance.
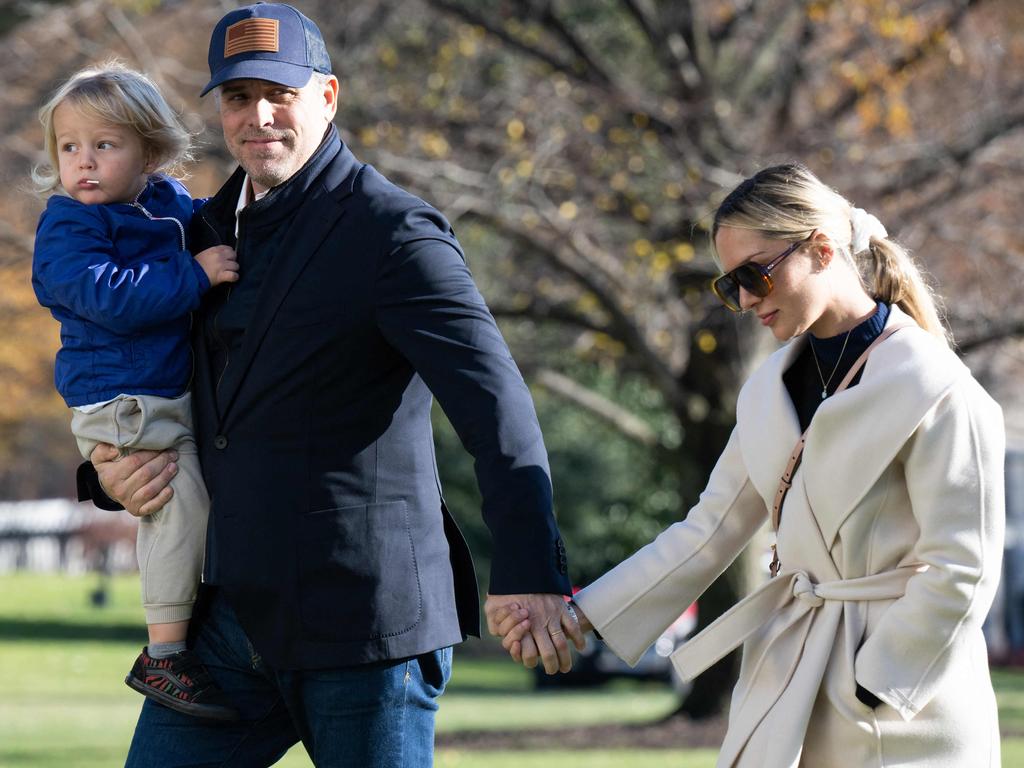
[783,301,889,431]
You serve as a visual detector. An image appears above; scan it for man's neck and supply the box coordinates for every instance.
[245,177,271,203]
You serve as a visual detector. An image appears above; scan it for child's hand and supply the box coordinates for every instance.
[195,245,239,287]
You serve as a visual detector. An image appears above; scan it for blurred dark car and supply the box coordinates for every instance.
[534,592,698,694]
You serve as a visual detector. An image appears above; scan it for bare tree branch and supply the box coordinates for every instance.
[464,207,690,412]
[425,0,589,84]
[370,148,493,190]
[426,0,722,169]
[707,0,757,44]
[771,15,814,134]
[731,3,805,112]
[823,0,983,124]
[956,319,1024,353]
[879,98,1024,216]
[527,0,616,87]
[489,301,609,335]
[684,0,714,91]
[528,366,662,448]
[618,0,697,98]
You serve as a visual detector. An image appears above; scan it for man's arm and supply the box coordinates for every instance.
[373,204,581,670]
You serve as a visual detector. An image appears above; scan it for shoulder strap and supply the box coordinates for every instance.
[767,319,916,576]
[832,319,916,395]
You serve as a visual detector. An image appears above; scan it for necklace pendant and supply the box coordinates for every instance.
[821,389,828,400]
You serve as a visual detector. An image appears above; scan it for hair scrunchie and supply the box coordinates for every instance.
[850,207,887,254]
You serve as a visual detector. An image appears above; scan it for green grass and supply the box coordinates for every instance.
[435,751,714,767]
[1,573,1022,767]
[436,658,679,732]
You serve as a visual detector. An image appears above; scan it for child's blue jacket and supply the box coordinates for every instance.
[32,175,211,407]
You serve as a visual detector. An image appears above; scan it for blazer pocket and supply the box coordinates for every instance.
[297,500,423,642]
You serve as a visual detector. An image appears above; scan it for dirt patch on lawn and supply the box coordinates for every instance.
[436,714,727,751]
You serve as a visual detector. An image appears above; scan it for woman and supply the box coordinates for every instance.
[494,163,1005,767]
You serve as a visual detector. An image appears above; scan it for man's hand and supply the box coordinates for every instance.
[195,245,239,287]
[485,593,586,674]
[90,443,177,517]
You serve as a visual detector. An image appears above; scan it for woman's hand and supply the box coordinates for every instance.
[90,443,177,517]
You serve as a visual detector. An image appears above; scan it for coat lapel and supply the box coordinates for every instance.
[800,308,967,547]
[739,306,967,551]
[736,337,805,508]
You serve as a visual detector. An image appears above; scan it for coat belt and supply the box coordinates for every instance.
[670,565,926,682]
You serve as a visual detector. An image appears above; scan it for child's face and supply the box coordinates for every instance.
[53,101,154,205]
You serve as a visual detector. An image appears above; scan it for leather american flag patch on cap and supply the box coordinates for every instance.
[224,18,279,58]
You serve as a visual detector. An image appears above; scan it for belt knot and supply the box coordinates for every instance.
[792,573,824,608]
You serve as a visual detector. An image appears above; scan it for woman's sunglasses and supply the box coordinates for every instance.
[710,234,813,312]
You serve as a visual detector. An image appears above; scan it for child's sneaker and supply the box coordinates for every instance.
[125,647,239,721]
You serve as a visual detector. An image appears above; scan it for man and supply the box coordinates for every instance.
[82,4,583,765]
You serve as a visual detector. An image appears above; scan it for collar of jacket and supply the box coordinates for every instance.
[104,174,190,219]
[736,305,969,548]
[201,123,358,234]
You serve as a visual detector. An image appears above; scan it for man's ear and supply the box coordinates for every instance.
[322,75,340,121]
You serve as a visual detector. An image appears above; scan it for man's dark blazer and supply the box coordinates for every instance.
[184,126,570,668]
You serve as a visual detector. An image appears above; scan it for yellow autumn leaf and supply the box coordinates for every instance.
[507,119,525,141]
[696,330,717,354]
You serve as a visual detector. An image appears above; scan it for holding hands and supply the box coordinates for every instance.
[484,592,592,674]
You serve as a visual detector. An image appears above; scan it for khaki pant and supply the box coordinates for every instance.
[72,393,208,625]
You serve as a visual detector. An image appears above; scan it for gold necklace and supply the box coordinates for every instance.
[809,330,852,400]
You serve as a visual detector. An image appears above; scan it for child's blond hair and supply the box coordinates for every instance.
[33,62,193,195]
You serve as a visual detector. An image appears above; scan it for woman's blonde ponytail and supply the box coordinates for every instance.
[862,237,950,345]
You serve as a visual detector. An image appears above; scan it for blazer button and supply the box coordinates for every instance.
[214,435,228,449]
[556,538,568,573]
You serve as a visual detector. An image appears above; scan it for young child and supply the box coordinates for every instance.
[31,64,239,721]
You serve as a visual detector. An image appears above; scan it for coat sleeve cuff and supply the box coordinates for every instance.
[874,687,919,722]
[487,533,571,596]
[76,461,123,511]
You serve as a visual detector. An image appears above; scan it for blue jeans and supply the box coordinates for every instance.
[125,589,452,767]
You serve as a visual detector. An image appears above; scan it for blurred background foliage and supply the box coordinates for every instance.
[1,0,1022,715]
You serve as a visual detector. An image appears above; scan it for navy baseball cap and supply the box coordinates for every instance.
[201,3,332,97]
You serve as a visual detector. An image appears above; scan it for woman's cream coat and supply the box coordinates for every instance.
[575,307,1005,767]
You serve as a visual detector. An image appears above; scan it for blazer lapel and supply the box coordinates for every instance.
[215,189,348,425]
[214,132,362,425]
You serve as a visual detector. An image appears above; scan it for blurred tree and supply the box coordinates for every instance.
[319,0,1024,716]
[1,0,1022,717]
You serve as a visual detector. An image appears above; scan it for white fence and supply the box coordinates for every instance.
[0,498,137,574]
